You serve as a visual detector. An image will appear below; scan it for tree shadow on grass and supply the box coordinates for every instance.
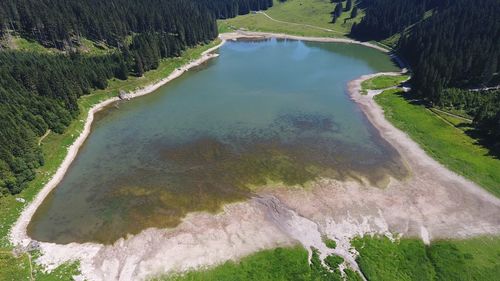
[392,91,500,160]
[462,127,500,159]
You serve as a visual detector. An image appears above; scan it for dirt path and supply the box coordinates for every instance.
[27,253,34,281]
[430,107,472,122]
[38,130,51,146]
[257,11,345,35]
[469,86,500,92]
[8,33,500,281]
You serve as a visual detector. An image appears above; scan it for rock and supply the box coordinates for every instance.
[26,240,41,252]
[15,197,26,203]
[12,240,41,256]
[118,90,127,100]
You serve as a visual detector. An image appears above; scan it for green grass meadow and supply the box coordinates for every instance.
[156,247,312,281]
[155,246,364,281]
[219,0,363,37]
[353,236,500,281]
[374,89,500,197]
[156,236,500,281]
[361,75,409,91]
[1,36,114,55]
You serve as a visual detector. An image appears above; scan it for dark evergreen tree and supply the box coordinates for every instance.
[116,58,129,80]
[0,51,124,194]
[398,0,499,101]
[335,2,343,16]
[331,3,343,23]
[350,6,358,18]
[345,0,352,11]
[350,0,438,40]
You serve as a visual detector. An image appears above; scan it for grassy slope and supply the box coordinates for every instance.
[352,236,435,281]
[155,246,363,281]
[218,0,363,37]
[353,236,500,281]
[156,246,312,281]
[0,251,80,281]
[157,236,500,281]
[0,40,220,280]
[429,108,472,128]
[379,9,435,48]
[361,75,409,90]
[374,89,500,197]
[1,35,114,55]
[9,37,60,53]
[360,74,409,94]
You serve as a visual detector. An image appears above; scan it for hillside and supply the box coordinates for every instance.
[0,0,273,197]
[352,0,500,154]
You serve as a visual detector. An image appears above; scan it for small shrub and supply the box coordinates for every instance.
[322,236,337,249]
[324,254,344,271]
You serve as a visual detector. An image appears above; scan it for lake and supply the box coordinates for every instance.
[28,38,407,244]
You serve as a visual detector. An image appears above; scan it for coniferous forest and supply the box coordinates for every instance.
[352,0,500,154]
[0,0,273,196]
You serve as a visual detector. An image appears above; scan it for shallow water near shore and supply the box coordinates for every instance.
[28,39,406,244]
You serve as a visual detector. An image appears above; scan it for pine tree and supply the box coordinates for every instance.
[345,0,352,11]
[116,58,129,80]
[134,54,144,77]
[331,15,337,23]
[350,6,358,18]
[335,3,343,17]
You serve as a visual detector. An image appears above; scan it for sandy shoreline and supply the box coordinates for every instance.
[8,32,500,281]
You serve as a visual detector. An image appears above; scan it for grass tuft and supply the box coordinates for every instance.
[322,236,337,249]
